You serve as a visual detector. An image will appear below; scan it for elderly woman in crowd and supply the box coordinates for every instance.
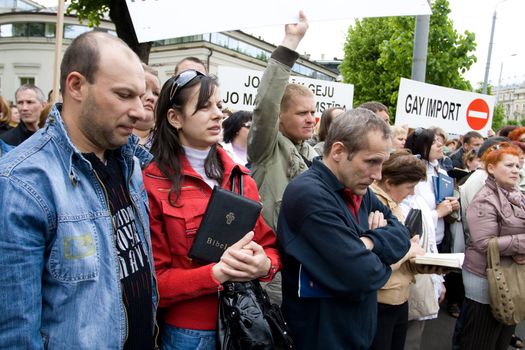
[454,142,525,350]
[390,125,408,151]
[369,150,427,350]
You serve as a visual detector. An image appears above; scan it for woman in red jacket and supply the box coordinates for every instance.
[143,70,280,350]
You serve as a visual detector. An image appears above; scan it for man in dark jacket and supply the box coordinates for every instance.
[0,84,45,146]
[449,131,483,169]
[277,108,413,349]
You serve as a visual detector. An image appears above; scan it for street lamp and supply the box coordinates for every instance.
[495,53,518,103]
[482,0,510,95]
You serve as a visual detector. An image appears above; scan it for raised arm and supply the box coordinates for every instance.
[247,12,308,163]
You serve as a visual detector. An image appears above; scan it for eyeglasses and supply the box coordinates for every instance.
[242,122,252,129]
[169,69,205,104]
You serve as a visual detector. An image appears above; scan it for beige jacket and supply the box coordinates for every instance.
[371,182,417,305]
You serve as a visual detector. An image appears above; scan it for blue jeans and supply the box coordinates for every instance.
[161,325,216,350]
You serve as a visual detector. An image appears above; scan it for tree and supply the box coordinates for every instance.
[491,104,505,131]
[340,0,477,116]
[67,0,152,63]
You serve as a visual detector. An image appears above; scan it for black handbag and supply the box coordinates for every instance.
[217,280,294,350]
[216,169,294,350]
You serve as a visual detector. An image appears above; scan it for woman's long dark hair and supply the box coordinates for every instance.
[150,73,223,205]
[405,128,436,162]
[222,110,252,143]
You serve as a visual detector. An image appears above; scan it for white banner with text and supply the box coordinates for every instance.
[217,66,353,118]
[395,78,495,137]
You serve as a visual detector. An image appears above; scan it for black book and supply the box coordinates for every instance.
[188,186,262,263]
[404,208,422,238]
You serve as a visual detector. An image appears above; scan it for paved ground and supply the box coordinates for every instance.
[421,304,525,349]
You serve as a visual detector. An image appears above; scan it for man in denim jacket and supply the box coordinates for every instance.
[0,32,158,349]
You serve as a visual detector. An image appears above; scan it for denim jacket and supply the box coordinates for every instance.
[0,105,157,349]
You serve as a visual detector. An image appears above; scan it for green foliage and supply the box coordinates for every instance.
[491,104,505,131]
[67,0,109,27]
[340,0,477,116]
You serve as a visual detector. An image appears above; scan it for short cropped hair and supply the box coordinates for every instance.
[358,101,389,114]
[15,84,46,103]
[60,31,127,94]
[481,142,523,172]
[280,83,314,114]
[323,108,391,158]
[174,57,207,75]
[463,131,483,144]
[379,149,427,186]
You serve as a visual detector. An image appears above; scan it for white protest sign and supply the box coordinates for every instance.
[218,66,353,117]
[395,78,495,137]
[126,0,432,43]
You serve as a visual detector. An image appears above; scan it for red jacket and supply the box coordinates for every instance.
[143,147,280,330]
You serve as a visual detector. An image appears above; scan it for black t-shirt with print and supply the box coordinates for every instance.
[85,151,154,350]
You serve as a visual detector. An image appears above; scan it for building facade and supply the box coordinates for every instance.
[0,4,337,103]
[494,83,525,123]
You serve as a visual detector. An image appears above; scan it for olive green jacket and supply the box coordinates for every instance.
[247,46,317,231]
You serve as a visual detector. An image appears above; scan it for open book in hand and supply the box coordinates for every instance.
[414,253,465,269]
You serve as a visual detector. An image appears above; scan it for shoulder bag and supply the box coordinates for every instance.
[487,237,525,325]
[217,168,294,350]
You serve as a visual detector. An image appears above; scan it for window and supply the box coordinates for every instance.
[0,22,47,37]
[64,24,90,39]
[0,24,13,37]
[45,22,56,38]
[19,77,35,86]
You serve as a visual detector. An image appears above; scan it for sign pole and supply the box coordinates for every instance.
[52,0,65,104]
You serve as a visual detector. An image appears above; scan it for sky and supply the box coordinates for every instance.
[36,0,524,88]
[244,0,525,88]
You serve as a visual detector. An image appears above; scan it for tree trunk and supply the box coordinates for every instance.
[109,0,152,63]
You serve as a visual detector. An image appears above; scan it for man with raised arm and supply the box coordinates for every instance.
[248,12,317,304]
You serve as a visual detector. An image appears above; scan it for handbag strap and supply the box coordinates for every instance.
[487,237,501,268]
[229,167,243,196]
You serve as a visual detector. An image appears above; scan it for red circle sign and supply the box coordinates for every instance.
[466,98,490,130]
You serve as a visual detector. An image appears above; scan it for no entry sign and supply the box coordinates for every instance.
[466,99,490,131]
[395,78,495,136]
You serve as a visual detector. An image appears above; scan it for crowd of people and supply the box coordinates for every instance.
[0,12,524,350]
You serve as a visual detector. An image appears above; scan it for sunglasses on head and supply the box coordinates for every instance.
[169,69,205,104]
